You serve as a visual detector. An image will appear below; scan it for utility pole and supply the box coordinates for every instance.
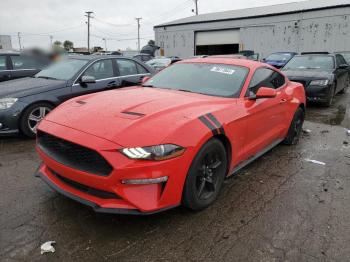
[85,11,94,53]
[49,35,53,48]
[135,17,142,52]
[193,0,199,15]
[102,38,107,51]
[17,32,22,50]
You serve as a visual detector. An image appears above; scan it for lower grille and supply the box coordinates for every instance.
[37,131,113,176]
[49,168,119,200]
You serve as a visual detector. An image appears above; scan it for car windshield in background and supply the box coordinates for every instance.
[144,63,249,97]
[146,58,171,68]
[35,59,88,81]
[284,56,335,70]
[266,53,292,61]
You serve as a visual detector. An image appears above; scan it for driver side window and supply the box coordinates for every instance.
[82,59,113,80]
[247,68,285,95]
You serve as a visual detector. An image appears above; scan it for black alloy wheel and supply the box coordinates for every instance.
[182,138,227,211]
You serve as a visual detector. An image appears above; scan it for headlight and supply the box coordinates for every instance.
[120,144,185,161]
[0,98,18,110]
[310,79,329,86]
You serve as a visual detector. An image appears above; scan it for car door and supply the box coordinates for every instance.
[0,55,11,82]
[335,54,348,92]
[115,58,151,86]
[9,55,43,79]
[242,67,289,158]
[72,58,120,97]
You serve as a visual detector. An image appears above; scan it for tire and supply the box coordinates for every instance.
[322,84,335,107]
[20,103,54,138]
[182,138,228,211]
[339,76,349,94]
[283,107,305,145]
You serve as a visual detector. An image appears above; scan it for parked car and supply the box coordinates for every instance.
[0,51,50,82]
[238,50,260,61]
[0,55,154,137]
[35,57,305,215]
[282,53,349,106]
[262,52,298,68]
[133,53,153,62]
[146,57,181,72]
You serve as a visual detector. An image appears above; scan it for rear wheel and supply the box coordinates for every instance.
[20,103,53,138]
[322,83,335,107]
[182,138,227,211]
[283,107,305,145]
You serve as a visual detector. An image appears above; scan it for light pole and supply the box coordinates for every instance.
[135,17,142,52]
[102,38,107,52]
[85,11,94,52]
[17,32,22,50]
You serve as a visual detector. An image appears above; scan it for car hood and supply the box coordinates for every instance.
[282,69,333,80]
[44,87,231,147]
[0,77,67,98]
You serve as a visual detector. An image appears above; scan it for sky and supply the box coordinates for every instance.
[0,0,305,51]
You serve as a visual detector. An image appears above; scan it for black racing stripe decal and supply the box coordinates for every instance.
[199,116,219,136]
[206,113,225,135]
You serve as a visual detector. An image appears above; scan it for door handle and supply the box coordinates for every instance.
[107,81,117,87]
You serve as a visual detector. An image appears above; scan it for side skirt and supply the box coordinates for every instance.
[227,139,284,178]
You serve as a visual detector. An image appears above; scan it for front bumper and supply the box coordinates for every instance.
[35,120,193,214]
[0,101,27,136]
[305,84,332,102]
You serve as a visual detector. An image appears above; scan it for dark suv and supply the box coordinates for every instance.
[282,53,349,106]
[0,51,50,82]
[0,55,154,137]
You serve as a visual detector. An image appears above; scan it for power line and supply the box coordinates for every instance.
[93,17,134,28]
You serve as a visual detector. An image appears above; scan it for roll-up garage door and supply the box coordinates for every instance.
[195,29,240,56]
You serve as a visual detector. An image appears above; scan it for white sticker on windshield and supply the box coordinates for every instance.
[210,66,235,75]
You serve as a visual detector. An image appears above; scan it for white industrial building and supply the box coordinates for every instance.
[154,0,350,58]
[0,35,12,50]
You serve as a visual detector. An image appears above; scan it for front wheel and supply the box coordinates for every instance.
[322,84,335,107]
[283,107,305,145]
[339,76,349,94]
[182,138,228,211]
[20,103,53,138]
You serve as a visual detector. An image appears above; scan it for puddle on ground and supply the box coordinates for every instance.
[306,94,350,129]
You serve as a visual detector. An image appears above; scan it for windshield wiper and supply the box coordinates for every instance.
[141,84,154,87]
[36,76,58,80]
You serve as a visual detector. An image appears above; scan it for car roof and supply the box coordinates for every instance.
[0,50,21,55]
[65,55,130,61]
[180,57,266,69]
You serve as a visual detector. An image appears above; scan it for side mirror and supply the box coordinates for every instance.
[250,87,277,100]
[141,76,151,84]
[338,64,348,69]
[80,75,96,84]
[261,58,266,62]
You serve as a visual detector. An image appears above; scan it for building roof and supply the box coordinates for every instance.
[154,0,350,28]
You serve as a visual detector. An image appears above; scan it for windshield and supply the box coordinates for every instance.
[283,56,335,70]
[35,59,88,80]
[144,63,249,97]
[266,53,292,61]
[146,58,171,68]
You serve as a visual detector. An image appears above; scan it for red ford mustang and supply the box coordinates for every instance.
[35,58,306,215]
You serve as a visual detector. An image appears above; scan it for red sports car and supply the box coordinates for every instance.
[35,58,306,215]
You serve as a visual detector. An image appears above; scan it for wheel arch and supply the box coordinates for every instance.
[211,134,232,176]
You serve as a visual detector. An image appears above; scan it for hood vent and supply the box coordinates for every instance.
[121,111,145,117]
